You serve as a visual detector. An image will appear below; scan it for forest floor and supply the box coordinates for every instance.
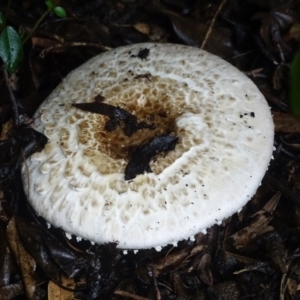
[1,0,300,299]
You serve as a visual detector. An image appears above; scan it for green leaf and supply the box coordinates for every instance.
[0,11,4,27]
[0,26,23,74]
[290,51,300,117]
[53,6,66,18]
[45,0,54,10]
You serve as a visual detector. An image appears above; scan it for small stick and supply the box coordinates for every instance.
[200,0,227,50]
[40,42,112,58]
[151,264,161,300]
[3,67,20,127]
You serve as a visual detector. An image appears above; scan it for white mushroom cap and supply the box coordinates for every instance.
[22,43,274,250]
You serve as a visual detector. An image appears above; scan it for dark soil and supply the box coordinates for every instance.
[1,0,300,299]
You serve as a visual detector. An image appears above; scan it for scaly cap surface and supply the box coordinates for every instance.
[22,43,274,249]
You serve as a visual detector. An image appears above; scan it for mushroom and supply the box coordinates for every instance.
[21,43,274,250]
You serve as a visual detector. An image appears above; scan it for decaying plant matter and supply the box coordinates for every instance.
[1,0,300,299]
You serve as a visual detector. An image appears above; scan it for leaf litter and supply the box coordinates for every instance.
[0,0,300,299]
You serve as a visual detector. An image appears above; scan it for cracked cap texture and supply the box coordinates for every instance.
[22,43,274,249]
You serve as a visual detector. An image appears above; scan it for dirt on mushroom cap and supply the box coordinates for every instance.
[21,43,274,250]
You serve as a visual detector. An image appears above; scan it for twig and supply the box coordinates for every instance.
[277,43,285,63]
[3,67,20,127]
[231,50,253,59]
[39,42,112,58]
[151,264,161,300]
[200,0,227,49]
[243,68,264,78]
[22,9,51,44]
[114,290,150,300]
[22,1,62,44]
[279,273,287,300]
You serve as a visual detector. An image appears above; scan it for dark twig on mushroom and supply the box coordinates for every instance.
[124,133,179,180]
[72,102,155,136]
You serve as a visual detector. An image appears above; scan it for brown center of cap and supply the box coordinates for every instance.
[72,76,190,174]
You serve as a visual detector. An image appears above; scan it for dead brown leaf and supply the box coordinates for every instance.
[286,277,299,297]
[170,272,186,297]
[287,22,300,41]
[6,216,37,299]
[133,23,167,42]
[153,245,207,276]
[225,252,257,265]
[229,193,281,248]
[48,275,74,300]
[0,120,13,141]
[273,111,300,133]
[31,37,61,49]
[197,253,213,286]
[133,23,150,35]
